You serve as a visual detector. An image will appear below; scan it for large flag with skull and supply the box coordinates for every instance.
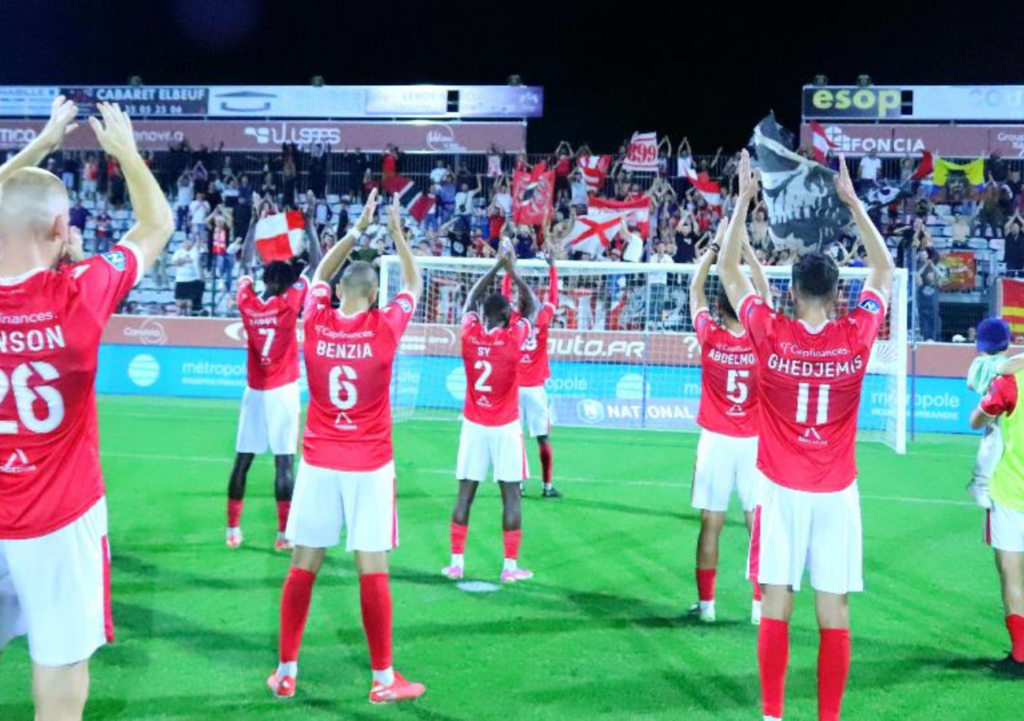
[752,114,852,253]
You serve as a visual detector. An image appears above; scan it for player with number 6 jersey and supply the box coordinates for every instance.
[268,191,427,705]
[444,246,538,584]
[688,221,772,626]
[0,100,175,720]
[225,201,322,551]
[718,151,895,721]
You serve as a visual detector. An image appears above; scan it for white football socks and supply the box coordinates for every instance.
[450,553,464,568]
[373,667,395,686]
[503,558,518,573]
[277,661,297,679]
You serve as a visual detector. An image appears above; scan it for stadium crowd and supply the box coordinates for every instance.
[12,137,1023,341]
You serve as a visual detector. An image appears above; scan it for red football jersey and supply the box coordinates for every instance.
[302,282,415,472]
[237,275,307,390]
[739,288,886,492]
[694,309,759,438]
[0,243,142,539]
[981,374,1019,417]
[461,312,531,426]
[502,266,558,388]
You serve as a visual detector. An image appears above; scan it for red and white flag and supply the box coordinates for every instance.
[589,196,651,238]
[564,208,626,258]
[681,163,723,211]
[577,155,611,193]
[622,132,659,172]
[255,210,306,262]
[513,161,555,225]
[809,121,837,164]
[912,150,934,181]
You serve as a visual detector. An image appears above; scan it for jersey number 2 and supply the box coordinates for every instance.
[0,362,65,434]
[473,360,493,392]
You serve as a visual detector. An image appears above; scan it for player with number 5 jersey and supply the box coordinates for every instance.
[225,200,322,551]
[718,151,895,721]
[444,244,537,585]
[0,100,175,720]
[268,191,427,705]
[688,220,772,626]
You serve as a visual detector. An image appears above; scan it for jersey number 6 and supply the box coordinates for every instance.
[329,365,358,411]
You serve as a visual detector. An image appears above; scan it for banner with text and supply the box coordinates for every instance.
[798,123,1024,158]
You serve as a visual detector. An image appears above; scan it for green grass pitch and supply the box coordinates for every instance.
[0,395,1017,719]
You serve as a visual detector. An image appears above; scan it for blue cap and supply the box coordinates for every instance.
[977,318,1011,354]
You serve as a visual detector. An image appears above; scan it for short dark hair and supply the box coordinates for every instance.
[263,261,298,297]
[340,261,378,299]
[482,292,511,327]
[792,252,839,301]
[716,283,737,322]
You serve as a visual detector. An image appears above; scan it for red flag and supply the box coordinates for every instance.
[911,150,934,181]
[588,196,651,238]
[577,155,611,193]
[681,163,722,212]
[513,161,555,225]
[255,210,306,262]
[1002,278,1024,335]
[809,121,836,164]
[623,132,658,172]
[383,174,411,195]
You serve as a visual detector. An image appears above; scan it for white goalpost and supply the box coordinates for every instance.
[380,257,909,454]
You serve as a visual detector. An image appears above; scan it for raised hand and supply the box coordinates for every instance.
[88,103,138,161]
[355,188,379,232]
[39,95,79,151]
[737,149,760,201]
[835,154,859,208]
[388,193,403,235]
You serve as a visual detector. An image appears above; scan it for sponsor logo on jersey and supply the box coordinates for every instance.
[858,297,881,314]
[397,297,413,314]
[726,403,746,417]
[101,249,127,272]
[0,448,36,474]
[334,411,356,430]
[478,396,492,407]
[292,280,306,290]
[798,426,828,446]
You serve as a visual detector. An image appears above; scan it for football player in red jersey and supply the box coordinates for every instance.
[688,221,772,625]
[444,244,538,583]
[224,200,324,551]
[501,248,562,498]
[718,151,894,721]
[268,192,426,704]
[0,100,174,720]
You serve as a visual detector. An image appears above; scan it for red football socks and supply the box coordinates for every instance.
[752,579,762,602]
[538,438,554,484]
[758,618,789,719]
[279,568,316,663]
[450,521,468,555]
[227,499,243,528]
[360,573,393,671]
[503,529,521,560]
[1007,614,1024,662]
[696,568,716,602]
[818,628,851,721]
[276,501,291,533]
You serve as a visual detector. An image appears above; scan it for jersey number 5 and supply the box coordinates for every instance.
[725,369,749,405]
[0,362,65,434]
[329,365,358,411]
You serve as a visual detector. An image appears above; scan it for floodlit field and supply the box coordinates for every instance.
[0,396,1013,719]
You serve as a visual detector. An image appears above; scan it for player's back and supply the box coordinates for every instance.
[462,312,531,425]
[740,290,886,492]
[695,309,759,437]
[237,276,307,390]
[518,303,554,388]
[301,283,416,471]
[0,244,141,538]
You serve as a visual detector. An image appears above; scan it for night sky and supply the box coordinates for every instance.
[1,0,1022,152]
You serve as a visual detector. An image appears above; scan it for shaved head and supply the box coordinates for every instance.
[0,168,70,267]
[338,261,378,304]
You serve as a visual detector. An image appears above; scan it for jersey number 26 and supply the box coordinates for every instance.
[0,362,65,434]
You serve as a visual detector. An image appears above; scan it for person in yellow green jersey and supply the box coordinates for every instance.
[970,346,1024,677]
[966,319,1013,509]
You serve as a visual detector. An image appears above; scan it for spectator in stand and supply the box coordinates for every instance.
[570,168,589,207]
[989,152,1009,184]
[93,208,113,254]
[437,172,457,221]
[281,144,297,206]
[749,205,773,254]
[61,151,78,191]
[206,174,223,210]
[1004,214,1024,276]
[895,217,932,268]
[382,144,399,189]
[308,142,328,197]
[173,237,204,315]
[261,171,278,200]
[978,182,1006,237]
[335,200,350,237]
[206,209,233,288]
[223,177,240,208]
[361,168,378,201]
[69,197,91,236]
[553,141,573,196]
[514,224,538,259]
[81,152,99,197]
[899,156,915,184]
[857,148,882,190]
[455,175,482,223]
[430,159,449,186]
[916,247,943,341]
[189,191,211,243]
[938,210,974,247]
[191,160,209,195]
[647,238,674,326]
[673,215,702,263]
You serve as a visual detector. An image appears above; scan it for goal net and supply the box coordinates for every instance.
[379,257,908,453]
